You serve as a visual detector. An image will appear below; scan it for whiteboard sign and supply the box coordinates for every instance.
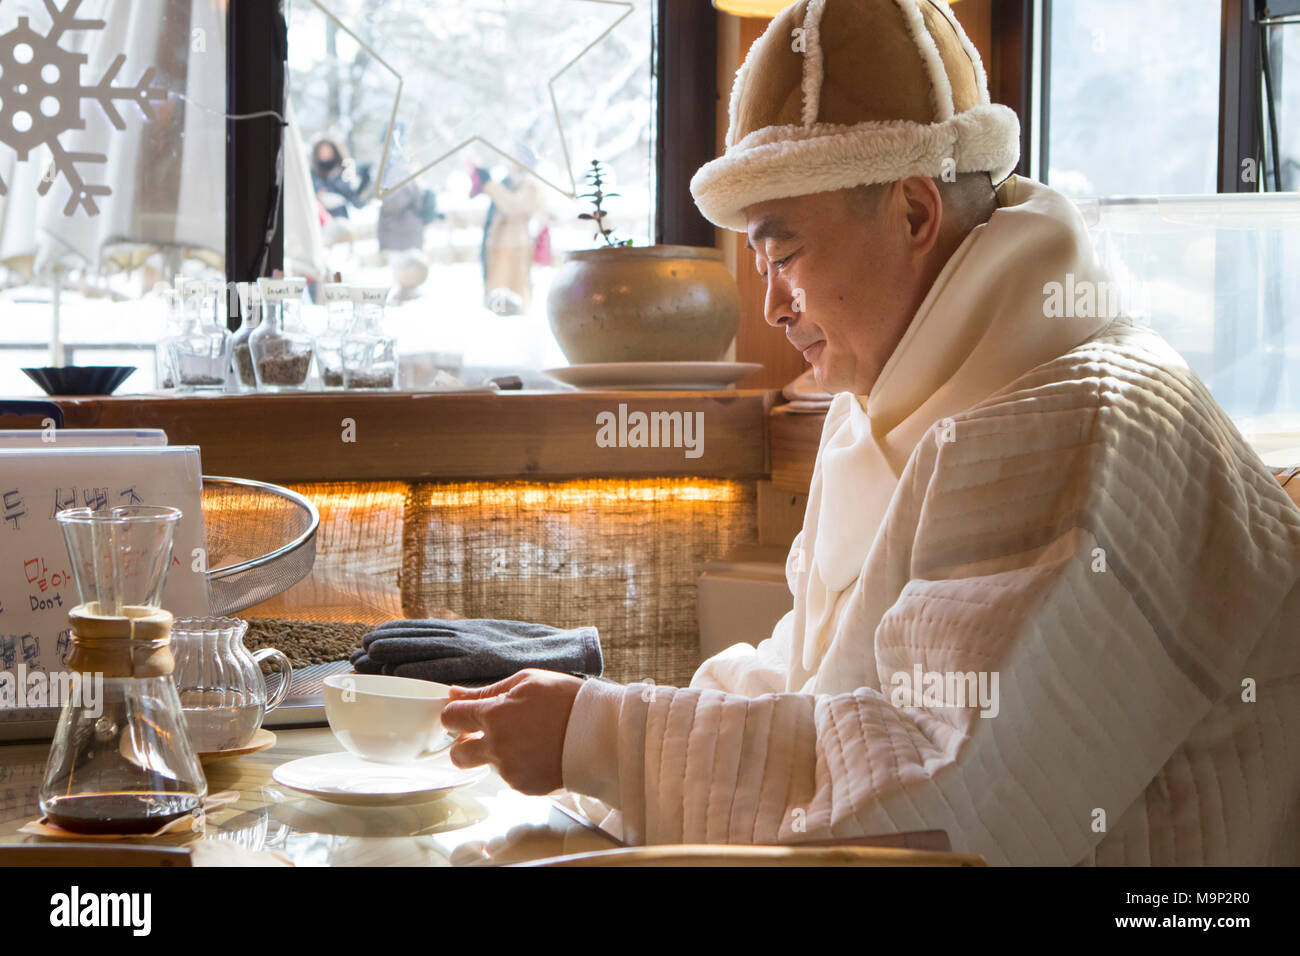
[0,445,210,680]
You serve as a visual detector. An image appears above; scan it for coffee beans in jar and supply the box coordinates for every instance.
[250,277,314,391]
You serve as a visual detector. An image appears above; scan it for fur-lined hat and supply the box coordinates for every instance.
[690,0,1020,232]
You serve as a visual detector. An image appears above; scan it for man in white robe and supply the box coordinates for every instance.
[441,0,1300,865]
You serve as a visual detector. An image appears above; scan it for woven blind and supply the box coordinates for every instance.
[400,478,758,685]
[247,481,407,625]
[244,478,756,685]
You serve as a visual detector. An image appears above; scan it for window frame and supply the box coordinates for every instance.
[226,0,288,323]
[654,0,718,247]
[1218,0,1263,193]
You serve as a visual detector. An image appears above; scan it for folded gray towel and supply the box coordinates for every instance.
[349,618,603,684]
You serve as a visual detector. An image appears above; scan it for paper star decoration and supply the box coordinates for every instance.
[309,0,634,201]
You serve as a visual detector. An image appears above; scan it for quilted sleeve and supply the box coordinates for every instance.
[590,529,1217,862]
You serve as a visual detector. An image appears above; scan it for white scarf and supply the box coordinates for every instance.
[788,177,1117,684]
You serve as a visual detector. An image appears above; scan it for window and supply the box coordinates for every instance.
[1036,2,1300,462]
[1082,194,1300,463]
[1260,6,1300,190]
[284,0,656,382]
[1044,0,1221,195]
[1,0,660,395]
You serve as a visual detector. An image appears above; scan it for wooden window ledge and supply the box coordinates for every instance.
[41,389,779,484]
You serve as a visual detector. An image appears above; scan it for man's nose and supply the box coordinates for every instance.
[763,275,794,328]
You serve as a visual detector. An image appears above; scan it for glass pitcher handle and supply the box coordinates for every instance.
[251,648,293,713]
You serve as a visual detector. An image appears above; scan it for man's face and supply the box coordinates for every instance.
[744,185,928,396]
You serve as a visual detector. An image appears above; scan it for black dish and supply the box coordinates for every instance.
[21,366,136,396]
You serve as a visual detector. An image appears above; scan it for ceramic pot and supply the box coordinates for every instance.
[546,244,740,363]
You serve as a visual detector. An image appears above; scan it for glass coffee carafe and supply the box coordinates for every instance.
[39,505,208,835]
[171,617,292,753]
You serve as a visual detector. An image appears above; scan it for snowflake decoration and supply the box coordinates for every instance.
[0,0,167,216]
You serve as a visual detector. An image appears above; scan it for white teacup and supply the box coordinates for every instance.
[322,674,452,764]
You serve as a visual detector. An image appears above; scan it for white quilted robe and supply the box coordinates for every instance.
[560,177,1300,865]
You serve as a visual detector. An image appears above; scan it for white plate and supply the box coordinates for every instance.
[272,751,488,807]
[542,361,762,390]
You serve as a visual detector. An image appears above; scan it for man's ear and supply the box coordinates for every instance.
[899,176,944,257]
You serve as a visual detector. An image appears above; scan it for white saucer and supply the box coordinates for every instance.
[542,361,762,390]
[272,751,488,807]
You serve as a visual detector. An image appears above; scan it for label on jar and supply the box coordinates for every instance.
[351,286,389,305]
[323,283,353,303]
[257,277,308,301]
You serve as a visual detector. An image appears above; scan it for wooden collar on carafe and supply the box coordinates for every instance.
[66,604,175,679]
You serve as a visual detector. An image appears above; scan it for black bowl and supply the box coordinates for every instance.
[22,366,136,396]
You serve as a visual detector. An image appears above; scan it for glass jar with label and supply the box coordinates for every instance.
[315,283,357,389]
[155,287,185,390]
[169,279,233,391]
[250,277,313,391]
[341,286,397,389]
[230,281,263,390]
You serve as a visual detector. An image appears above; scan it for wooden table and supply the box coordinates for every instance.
[0,726,620,866]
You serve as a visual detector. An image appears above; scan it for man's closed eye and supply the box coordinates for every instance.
[760,254,792,281]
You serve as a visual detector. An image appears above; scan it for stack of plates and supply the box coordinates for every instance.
[779,368,833,413]
[542,362,761,390]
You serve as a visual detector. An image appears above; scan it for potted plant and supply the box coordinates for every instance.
[546,160,740,365]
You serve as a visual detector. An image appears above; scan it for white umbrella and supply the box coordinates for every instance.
[0,0,321,279]
[32,0,224,274]
[283,99,329,281]
[0,147,43,275]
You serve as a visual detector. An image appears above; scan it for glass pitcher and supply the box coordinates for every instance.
[171,617,293,753]
[40,505,208,835]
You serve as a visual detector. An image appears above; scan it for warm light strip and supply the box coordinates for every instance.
[284,484,409,513]
[253,478,746,514]
[421,479,742,510]
[712,0,790,15]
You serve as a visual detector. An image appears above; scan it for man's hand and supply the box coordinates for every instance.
[442,669,584,795]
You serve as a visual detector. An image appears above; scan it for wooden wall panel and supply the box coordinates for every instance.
[730,17,814,392]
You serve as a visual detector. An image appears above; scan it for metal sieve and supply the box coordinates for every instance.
[202,476,319,616]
